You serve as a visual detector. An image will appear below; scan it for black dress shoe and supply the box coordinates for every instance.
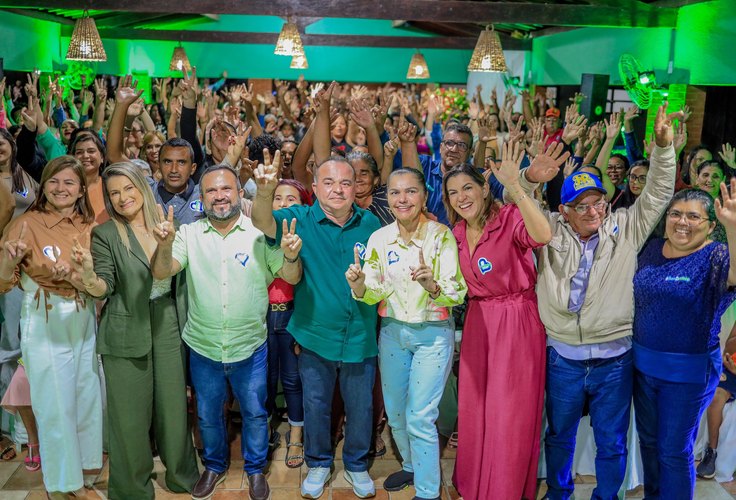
[191,469,227,500]
[248,472,270,500]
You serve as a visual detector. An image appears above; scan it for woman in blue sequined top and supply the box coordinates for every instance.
[633,187,736,499]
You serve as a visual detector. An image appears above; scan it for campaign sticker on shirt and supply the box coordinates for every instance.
[387,250,400,265]
[17,187,29,198]
[613,224,619,235]
[354,242,367,260]
[234,252,250,267]
[43,245,61,262]
[477,257,493,275]
[189,200,203,212]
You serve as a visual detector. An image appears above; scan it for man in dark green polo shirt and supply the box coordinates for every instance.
[252,154,381,499]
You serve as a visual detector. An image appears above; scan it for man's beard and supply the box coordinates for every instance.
[204,201,241,222]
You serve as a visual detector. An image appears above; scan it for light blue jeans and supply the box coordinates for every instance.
[379,317,453,499]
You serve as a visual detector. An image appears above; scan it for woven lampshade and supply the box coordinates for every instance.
[274,19,304,57]
[169,45,191,72]
[406,51,430,79]
[290,53,308,69]
[65,10,106,61]
[467,26,508,73]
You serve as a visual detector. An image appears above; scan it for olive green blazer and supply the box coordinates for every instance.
[92,220,184,358]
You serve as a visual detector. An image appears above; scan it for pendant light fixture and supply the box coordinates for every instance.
[274,18,305,57]
[406,51,430,80]
[290,53,309,69]
[66,9,107,61]
[169,43,192,72]
[467,25,508,73]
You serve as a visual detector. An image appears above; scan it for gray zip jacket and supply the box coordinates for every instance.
[518,144,676,344]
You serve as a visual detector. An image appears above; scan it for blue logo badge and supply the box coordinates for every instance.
[478,257,493,275]
[189,200,203,212]
[354,242,367,260]
[234,252,249,267]
[43,245,60,262]
[613,225,619,235]
[17,187,28,198]
[665,276,691,282]
[387,250,399,265]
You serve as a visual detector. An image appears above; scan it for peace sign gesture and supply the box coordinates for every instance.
[2,221,30,267]
[281,218,302,261]
[253,149,282,197]
[70,235,95,281]
[153,205,176,246]
[345,245,366,295]
[410,249,436,292]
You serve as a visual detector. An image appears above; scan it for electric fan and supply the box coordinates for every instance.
[618,54,656,110]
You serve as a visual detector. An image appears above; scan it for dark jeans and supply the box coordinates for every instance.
[634,367,719,499]
[298,347,376,471]
[544,347,633,500]
[266,308,304,425]
[189,343,268,475]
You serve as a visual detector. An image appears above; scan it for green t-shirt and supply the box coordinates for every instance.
[274,202,381,362]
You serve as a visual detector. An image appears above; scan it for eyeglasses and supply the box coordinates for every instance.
[441,140,469,152]
[666,210,710,225]
[567,200,607,215]
[629,174,647,183]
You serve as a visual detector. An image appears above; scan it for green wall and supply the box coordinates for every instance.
[530,0,736,86]
[0,11,472,83]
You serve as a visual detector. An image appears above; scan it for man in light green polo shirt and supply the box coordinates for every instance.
[252,146,381,499]
[152,165,302,500]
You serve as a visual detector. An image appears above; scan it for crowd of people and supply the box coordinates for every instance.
[0,67,734,500]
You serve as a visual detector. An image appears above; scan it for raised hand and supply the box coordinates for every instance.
[526,141,571,183]
[563,156,577,178]
[681,104,693,123]
[383,135,400,159]
[281,218,302,261]
[50,246,74,282]
[253,149,281,197]
[653,101,685,148]
[349,98,375,130]
[115,75,144,107]
[410,249,435,292]
[153,205,176,246]
[492,140,525,188]
[70,236,94,280]
[345,246,366,292]
[604,111,622,140]
[179,67,199,108]
[2,222,30,266]
[719,143,736,169]
[25,73,38,99]
[716,177,736,231]
[562,115,588,144]
[21,96,39,132]
[477,116,493,142]
[673,122,688,155]
[624,105,640,123]
[397,113,418,143]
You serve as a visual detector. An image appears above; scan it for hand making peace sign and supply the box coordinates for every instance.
[153,205,176,246]
[281,218,302,262]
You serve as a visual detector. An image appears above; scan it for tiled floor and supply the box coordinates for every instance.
[0,420,734,499]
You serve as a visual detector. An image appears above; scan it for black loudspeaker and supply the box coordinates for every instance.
[580,73,610,123]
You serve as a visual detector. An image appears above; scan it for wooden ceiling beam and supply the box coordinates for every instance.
[59,26,532,50]
[1,0,678,28]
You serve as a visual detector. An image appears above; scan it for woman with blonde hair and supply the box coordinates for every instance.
[0,155,102,499]
[70,162,199,499]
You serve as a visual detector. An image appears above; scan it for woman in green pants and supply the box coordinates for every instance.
[72,162,199,499]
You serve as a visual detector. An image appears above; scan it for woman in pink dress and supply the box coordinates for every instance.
[444,142,555,500]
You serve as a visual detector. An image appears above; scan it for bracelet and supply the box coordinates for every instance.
[513,193,528,204]
[284,254,299,264]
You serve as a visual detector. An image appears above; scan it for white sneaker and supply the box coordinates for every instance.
[300,466,331,499]
[344,470,376,498]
